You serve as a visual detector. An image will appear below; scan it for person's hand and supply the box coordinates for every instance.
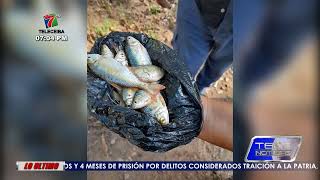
[87,32,203,152]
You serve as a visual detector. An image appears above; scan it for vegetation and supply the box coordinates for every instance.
[149,5,161,15]
[94,19,118,37]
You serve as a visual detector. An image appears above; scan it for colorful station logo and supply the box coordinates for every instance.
[36,13,68,42]
[245,136,302,162]
[43,13,59,28]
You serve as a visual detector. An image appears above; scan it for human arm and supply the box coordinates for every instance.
[198,96,233,151]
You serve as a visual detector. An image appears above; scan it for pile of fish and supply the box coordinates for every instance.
[87,36,169,125]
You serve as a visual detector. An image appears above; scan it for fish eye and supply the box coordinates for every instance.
[159,118,165,124]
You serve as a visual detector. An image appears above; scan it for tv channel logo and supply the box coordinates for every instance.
[43,14,59,28]
[245,136,302,162]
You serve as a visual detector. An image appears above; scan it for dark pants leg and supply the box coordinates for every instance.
[173,0,214,90]
[173,0,233,91]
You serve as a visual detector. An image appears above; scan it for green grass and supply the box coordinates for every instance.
[95,19,118,37]
[146,29,159,40]
[149,5,161,15]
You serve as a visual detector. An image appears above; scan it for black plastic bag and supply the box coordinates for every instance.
[87,32,203,152]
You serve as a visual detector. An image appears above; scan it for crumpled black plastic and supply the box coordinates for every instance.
[87,32,203,152]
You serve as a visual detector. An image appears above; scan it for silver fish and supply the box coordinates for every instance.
[142,94,169,125]
[131,90,153,109]
[122,88,137,106]
[114,49,136,106]
[87,54,165,95]
[100,44,114,58]
[124,37,152,105]
[126,36,152,66]
[129,65,164,83]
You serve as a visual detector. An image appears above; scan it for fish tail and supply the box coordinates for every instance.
[143,83,165,95]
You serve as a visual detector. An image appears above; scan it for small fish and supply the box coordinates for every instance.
[129,65,165,83]
[113,48,135,106]
[112,90,125,106]
[126,36,152,66]
[115,50,128,66]
[87,54,165,95]
[100,44,114,58]
[142,94,169,125]
[100,45,119,93]
[122,88,137,106]
[131,90,153,109]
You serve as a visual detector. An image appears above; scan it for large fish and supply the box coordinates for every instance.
[142,94,169,125]
[87,54,165,95]
[125,36,152,66]
[129,65,165,83]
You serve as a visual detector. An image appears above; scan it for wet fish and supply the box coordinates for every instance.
[131,90,153,109]
[125,36,152,66]
[122,88,137,106]
[124,37,153,105]
[100,44,114,58]
[129,65,165,83]
[142,94,169,125]
[114,48,136,106]
[87,54,165,95]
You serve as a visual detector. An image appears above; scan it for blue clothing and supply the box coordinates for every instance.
[173,0,233,90]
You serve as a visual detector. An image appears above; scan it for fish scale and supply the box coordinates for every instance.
[129,65,165,83]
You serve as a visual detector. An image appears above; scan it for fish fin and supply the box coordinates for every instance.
[109,82,122,93]
[144,84,165,95]
[147,93,159,104]
[130,87,139,91]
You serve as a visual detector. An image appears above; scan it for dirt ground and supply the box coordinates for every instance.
[87,0,233,179]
